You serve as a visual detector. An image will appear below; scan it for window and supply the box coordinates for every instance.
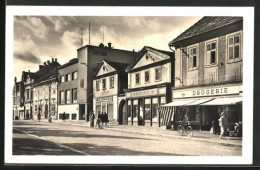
[206,41,217,65]
[102,78,106,90]
[228,33,241,61]
[155,68,162,81]
[72,89,77,103]
[135,73,140,84]
[110,76,114,89]
[66,90,71,104]
[145,71,150,82]
[188,47,197,70]
[60,76,65,83]
[96,80,100,91]
[60,91,64,104]
[65,74,71,82]
[72,72,77,80]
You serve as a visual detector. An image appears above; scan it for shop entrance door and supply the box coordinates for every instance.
[79,104,85,120]
[138,99,144,125]
[119,100,127,125]
[45,104,48,118]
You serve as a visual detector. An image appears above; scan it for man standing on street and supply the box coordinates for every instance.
[218,112,229,139]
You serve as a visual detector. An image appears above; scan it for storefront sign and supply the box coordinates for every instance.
[96,96,113,102]
[173,85,241,99]
[126,87,165,98]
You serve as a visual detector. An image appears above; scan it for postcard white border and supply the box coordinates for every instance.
[5,6,254,164]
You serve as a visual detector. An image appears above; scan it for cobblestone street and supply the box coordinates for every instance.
[12,120,242,156]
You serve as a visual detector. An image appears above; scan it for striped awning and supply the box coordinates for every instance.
[200,97,242,105]
[161,99,196,107]
[185,98,214,105]
[158,106,174,127]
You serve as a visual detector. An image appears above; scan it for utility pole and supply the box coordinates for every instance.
[80,27,83,47]
[89,22,90,45]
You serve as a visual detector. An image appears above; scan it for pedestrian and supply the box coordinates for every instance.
[104,112,108,126]
[218,112,229,139]
[37,112,41,122]
[101,112,104,125]
[89,111,95,128]
[96,111,101,128]
[62,112,66,121]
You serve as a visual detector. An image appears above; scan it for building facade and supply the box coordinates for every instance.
[13,78,25,120]
[168,16,243,130]
[93,59,128,124]
[32,59,60,120]
[125,46,174,126]
[57,58,79,120]
[77,43,137,122]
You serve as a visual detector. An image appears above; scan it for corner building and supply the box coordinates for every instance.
[168,17,243,130]
[125,46,174,126]
[77,43,137,121]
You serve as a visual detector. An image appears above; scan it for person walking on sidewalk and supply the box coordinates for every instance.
[218,112,229,139]
[62,112,66,121]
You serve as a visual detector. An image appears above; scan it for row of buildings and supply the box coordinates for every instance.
[13,16,243,130]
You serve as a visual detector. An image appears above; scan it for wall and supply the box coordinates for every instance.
[58,104,79,120]
[128,63,171,89]
[93,74,118,98]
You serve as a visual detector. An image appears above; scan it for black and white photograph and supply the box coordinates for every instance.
[5,6,254,165]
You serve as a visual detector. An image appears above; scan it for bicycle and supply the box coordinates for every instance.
[177,121,194,136]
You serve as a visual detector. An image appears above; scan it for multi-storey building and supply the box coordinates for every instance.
[93,59,128,124]
[13,77,24,120]
[77,43,137,122]
[33,58,60,120]
[168,16,243,130]
[125,46,174,126]
[57,58,79,120]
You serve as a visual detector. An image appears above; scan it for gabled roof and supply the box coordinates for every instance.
[58,58,78,70]
[169,16,243,47]
[93,59,129,78]
[125,46,174,72]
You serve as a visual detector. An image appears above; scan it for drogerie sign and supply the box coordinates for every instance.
[173,85,242,99]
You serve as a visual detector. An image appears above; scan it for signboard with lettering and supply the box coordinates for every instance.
[96,96,113,102]
[126,87,165,98]
[173,85,242,99]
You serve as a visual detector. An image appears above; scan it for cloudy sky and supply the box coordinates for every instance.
[13,16,202,80]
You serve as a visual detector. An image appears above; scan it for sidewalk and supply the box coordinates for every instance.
[45,119,242,147]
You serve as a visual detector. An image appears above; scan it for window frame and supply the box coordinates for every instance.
[226,31,243,63]
[205,38,218,67]
[65,74,71,82]
[187,44,199,71]
[96,80,100,91]
[72,71,77,80]
[65,89,71,104]
[60,91,65,104]
[109,76,114,89]
[102,78,106,90]
[72,88,77,103]
[144,70,150,83]
[135,72,140,85]
[60,76,65,83]
[155,67,162,81]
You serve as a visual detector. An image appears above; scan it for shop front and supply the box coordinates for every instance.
[163,83,242,131]
[95,95,117,122]
[125,86,170,126]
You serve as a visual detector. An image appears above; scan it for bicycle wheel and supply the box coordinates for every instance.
[186,126,193,136]
[177,125,184,135]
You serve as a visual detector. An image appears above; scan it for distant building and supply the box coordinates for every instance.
[13,77,24,120]
[125,46,174,126]
[93,59,129,124]
[32,58,60,120]
[168,16,243,130]
[77,43,137,122]
[57,58,79,120]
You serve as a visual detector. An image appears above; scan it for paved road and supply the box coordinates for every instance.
[12,121,242,156]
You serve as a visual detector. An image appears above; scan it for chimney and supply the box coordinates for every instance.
[14,77,17,83]
[47,60,50,65]
[108,42,112,48]
[39,65,43,69]
[44,62,46,66]
[52,58,54,62]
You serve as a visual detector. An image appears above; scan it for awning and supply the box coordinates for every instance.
[161,99,196,107]
[200,97,242,106]
[185,98,214,106]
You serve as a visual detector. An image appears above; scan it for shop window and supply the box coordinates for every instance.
[96,80,100,91]
[65,74,71,82]
[145,71,150,82]
[110,76,114,89]
[228,33,241,62]
[127,100,132,122]
[107,104,113,119]
[152,98,159,122]
[60,91,64,104]
[135,73,140,84]
[102,78,106,90]
[65,90,71,104]
[60,76,65,83]
[206,41,217,66]
[144,98,151,123]
[155,68,162,81]
[72,72,77,80]
[188,47,198,70]
[72,114,77,120]
[72,89,77,103]
[96,105,101,115]
[133,100,138,121]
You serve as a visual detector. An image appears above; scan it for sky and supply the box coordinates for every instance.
[13,16,202,81]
